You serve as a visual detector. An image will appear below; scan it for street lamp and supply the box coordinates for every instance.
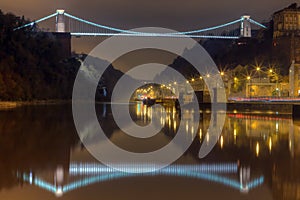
[255,67,262,82]
[268,67,280,97]
[247,76,251,98]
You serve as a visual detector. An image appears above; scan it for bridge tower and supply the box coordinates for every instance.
[56,9,65,32]
[54,166,64,197]
[239,166,250,193]
[240,15,251,38]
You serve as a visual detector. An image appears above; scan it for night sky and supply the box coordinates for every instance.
[0,0,296,29]
[0,0,297,72]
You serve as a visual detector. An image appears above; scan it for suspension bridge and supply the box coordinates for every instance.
[14,9,267,39]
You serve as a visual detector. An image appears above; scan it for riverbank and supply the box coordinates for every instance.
[0,102,19,110]
[197,102,295,114]
[0,100,71,110]
[0,100,298,116]
[227,102,293,114]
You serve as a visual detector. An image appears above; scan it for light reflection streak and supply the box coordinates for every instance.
[206,132,210,143]
[69,163,238,175]
[228,113,290,121]
[256,142,260,157]
[268,138,272,153]
[199,129,202,140]
[173,120,177,132]
[21,162,264,196]
[191,126,195,136]
[185,121,189,133]
[234,129,237,144]
[23,174,56,193]
[220,136,224,149]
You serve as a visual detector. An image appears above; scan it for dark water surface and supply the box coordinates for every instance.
[0,103,299,200]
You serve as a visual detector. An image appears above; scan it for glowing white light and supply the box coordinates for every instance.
[55,186,63,197]
[29,172,33,184]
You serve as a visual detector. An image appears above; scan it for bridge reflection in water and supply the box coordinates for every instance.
[20,162,263,197]
[1,104,300,199]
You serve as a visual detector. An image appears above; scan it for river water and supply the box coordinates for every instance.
[0,103,299,200]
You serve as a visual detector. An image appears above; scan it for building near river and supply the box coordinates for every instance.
[289,61,300,96]
[273,3,300,38]
[273,3,300,68]
[273,3,300,97]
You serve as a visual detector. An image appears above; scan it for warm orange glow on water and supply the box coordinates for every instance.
[268,138,272,153]
[220,135,224,149]
[256,142,260,157]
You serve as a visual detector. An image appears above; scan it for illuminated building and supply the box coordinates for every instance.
[273,4,300,38]
[273,4,300,68]
[273,4,300,96]
[289,61,300,96]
